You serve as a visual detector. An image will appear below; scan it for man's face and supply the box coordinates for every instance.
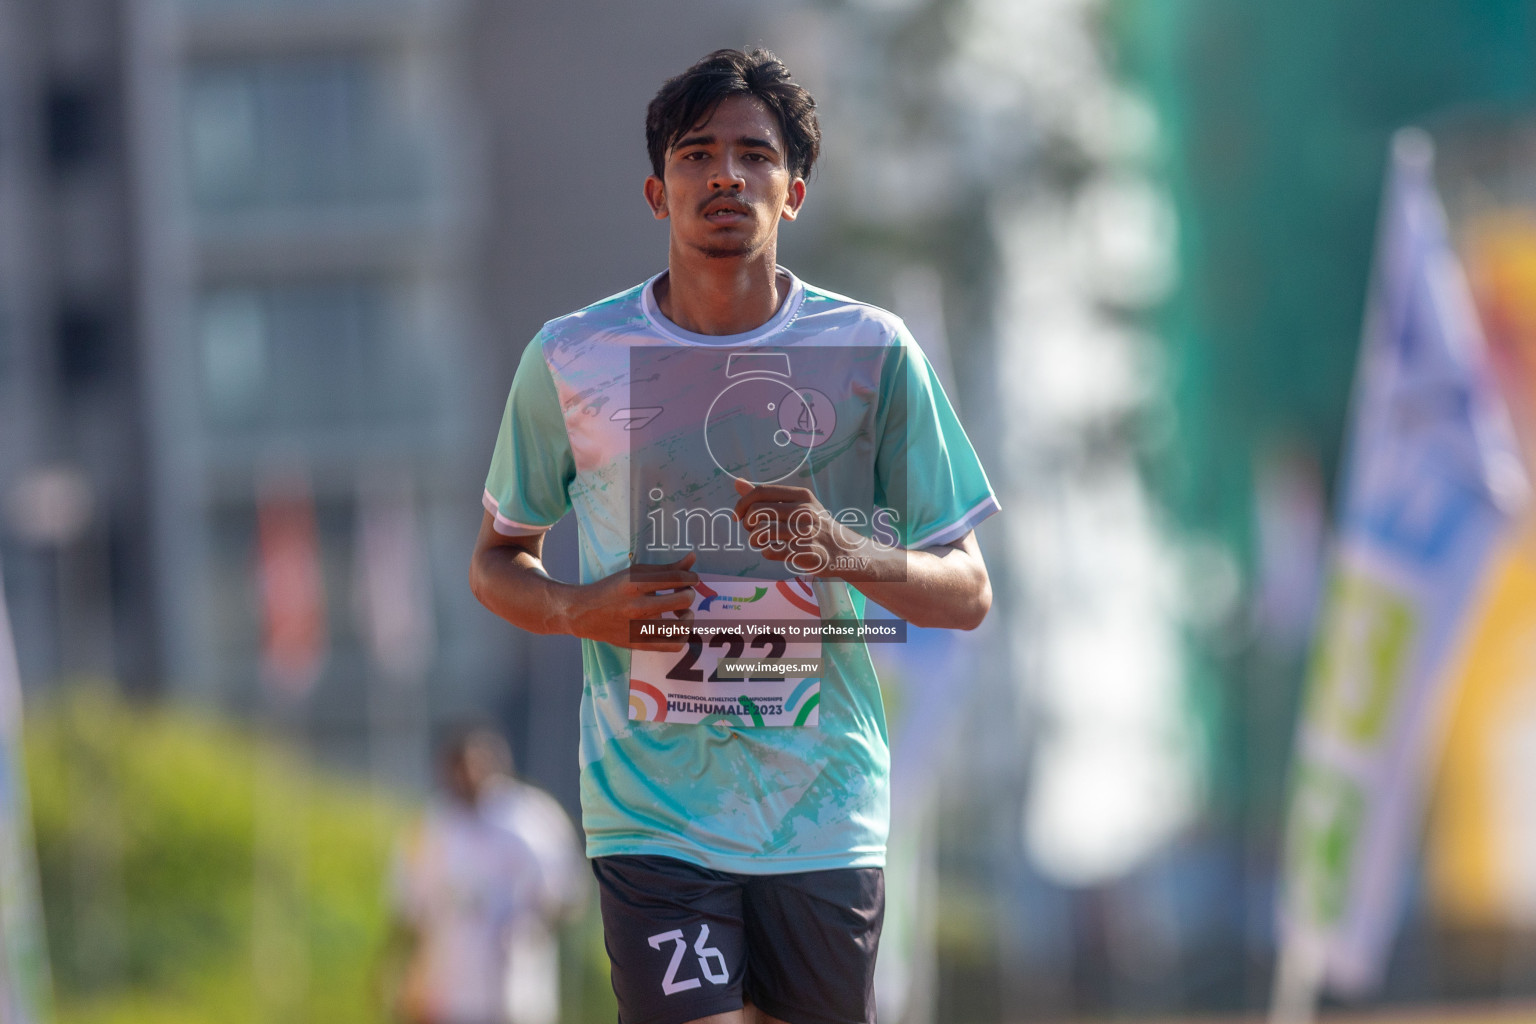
[443,738,503,806]
[645,94,806,260]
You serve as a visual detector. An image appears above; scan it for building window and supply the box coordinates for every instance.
[184,55,425,212]
[197,277,439,432]
[46,81,102,175]
[57,298,116,394]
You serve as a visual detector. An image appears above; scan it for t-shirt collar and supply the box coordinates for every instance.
[641,267,804,346]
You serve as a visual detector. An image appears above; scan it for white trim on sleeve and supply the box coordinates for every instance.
[482,488,552,537]
[908,495,1001,550]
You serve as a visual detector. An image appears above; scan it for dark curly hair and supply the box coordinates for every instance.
[645,48,821,181]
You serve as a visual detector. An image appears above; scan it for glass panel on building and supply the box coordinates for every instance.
[184,55,425,212]
[197,277,438,431]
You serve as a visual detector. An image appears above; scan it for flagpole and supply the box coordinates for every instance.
[252,465,328,1023]
[354,469,435,803]
[1270,933,1322,1024]
[252,690,309,1023]
[0,557,53,1024]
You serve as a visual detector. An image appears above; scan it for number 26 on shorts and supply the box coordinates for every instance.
[647,923,730,995]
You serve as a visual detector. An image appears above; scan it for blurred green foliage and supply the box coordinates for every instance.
[22,684,622,1024]
[23,684,405,1024]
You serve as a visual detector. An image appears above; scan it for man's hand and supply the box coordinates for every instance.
[729,479,992,630]
[469,514,699,651]
[732,479,890,580]
[563,553,699,652]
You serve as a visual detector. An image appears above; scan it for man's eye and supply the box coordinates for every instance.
[682,151,707,161]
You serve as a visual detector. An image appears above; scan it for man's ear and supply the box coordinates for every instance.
[780,177,807,222]
[644,175,669,220]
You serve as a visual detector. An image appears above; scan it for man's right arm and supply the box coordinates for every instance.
[469,513,697,651]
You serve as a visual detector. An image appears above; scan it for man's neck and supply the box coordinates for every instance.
[655,244,784,336]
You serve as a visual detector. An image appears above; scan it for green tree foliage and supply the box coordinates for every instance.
[23,686,406,1024]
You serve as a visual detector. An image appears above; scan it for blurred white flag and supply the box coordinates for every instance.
[354,475,435,686]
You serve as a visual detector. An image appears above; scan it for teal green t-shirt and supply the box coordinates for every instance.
[482,269,999,873]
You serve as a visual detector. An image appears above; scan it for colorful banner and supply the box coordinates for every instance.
[1425,525,1536,928]
[0,558,53,1023]
[1273,129,1528,1013]
[256,470,328,698]
[1425,210,1536,930]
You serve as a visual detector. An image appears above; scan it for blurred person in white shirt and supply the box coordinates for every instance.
[389,725,585,1024]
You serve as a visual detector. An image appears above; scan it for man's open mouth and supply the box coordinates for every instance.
[704,202,750,220]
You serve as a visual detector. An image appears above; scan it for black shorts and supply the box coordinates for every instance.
[592,855,884,1024]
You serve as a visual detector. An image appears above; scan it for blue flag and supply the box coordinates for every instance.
[1274,130,1528,1015]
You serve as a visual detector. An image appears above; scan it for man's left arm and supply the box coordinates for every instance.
[854,529,991,630]
[733,480,991,630]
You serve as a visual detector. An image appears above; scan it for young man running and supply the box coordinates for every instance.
[470,48,998,1024]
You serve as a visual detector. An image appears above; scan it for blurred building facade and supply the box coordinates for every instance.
[1,0,150,688]
[130,0,488,780]
[0,0,755,805]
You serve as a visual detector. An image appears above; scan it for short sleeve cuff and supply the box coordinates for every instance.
[482,488,553,537]
[908,494,1001,549]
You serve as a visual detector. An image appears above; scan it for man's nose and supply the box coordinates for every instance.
[708,156,746,191]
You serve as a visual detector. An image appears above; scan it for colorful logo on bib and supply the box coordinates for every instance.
[695,582,768,613]
[628,679,669,722]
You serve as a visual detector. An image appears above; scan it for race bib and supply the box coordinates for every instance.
[628,576,822,728]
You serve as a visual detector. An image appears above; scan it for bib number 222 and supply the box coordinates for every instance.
[664,630,788,682]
